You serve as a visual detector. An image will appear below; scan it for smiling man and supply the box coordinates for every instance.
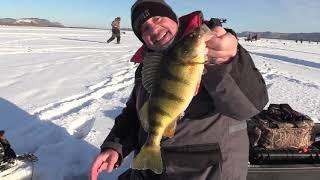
[140,16,178,50]
[90,0,268,180]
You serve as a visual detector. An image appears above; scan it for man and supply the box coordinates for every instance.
[107,17,121,44]
[91,0,268,179]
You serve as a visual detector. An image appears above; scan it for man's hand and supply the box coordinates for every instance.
[90,149,119,180]
[205,26,238,64]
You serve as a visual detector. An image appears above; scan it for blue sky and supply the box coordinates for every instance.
[1,0,319,33]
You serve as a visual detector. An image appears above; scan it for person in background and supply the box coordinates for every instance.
[91,0,268,179]
[107,17,121,44]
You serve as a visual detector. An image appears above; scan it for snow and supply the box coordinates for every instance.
[15,19,38,24]
[0,26,319,179]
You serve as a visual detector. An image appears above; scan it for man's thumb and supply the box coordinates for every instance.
[212,26,227,38]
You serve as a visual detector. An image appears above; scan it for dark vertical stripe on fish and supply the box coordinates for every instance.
[145,132,160,145]
[161,65,190,85]
[148,129,160,138]
[156,87,185,103]
[149,105,172,119]
[148,116,163,128]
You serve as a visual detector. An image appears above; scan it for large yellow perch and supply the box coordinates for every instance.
[132,24,212,174]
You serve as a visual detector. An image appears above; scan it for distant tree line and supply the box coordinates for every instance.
[237,31,320,43]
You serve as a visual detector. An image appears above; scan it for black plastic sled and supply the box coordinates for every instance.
[247,123,320,180]
[248,164,320,180]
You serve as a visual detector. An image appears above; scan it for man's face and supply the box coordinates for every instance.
[140,16,178,51]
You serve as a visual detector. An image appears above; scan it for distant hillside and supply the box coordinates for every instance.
[120,28,132,31]
[238,31,320,42]
[0,18,64,27]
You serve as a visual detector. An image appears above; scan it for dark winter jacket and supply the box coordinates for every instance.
[112,20,120,30]
[111,20,121,35]
[101,11,268,180]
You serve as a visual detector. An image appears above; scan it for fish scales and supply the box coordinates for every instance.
[132,24,212,174]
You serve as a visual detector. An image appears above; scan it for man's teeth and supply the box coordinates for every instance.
[156,32,167,42]
[159,32,166,40]
[153,32,167,44]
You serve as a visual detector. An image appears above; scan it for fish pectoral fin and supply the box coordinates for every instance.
[194,80,201,96]
[163,117,179,138]
[132,144,163,174]
[138,101,149,132]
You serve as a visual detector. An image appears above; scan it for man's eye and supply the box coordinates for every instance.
[141,25,149,33]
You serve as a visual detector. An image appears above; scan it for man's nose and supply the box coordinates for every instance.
[144,21,159,35]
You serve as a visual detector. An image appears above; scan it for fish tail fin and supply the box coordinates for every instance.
[132,144,163,174]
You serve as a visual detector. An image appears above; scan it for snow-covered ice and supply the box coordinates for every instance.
[0,26,319,179]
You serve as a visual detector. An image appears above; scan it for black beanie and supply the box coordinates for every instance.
[131,0,178,43]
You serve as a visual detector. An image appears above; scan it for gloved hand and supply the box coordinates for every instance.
[205,26,238,64]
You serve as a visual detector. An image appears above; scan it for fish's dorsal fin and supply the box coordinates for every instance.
[142,51,163,94]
